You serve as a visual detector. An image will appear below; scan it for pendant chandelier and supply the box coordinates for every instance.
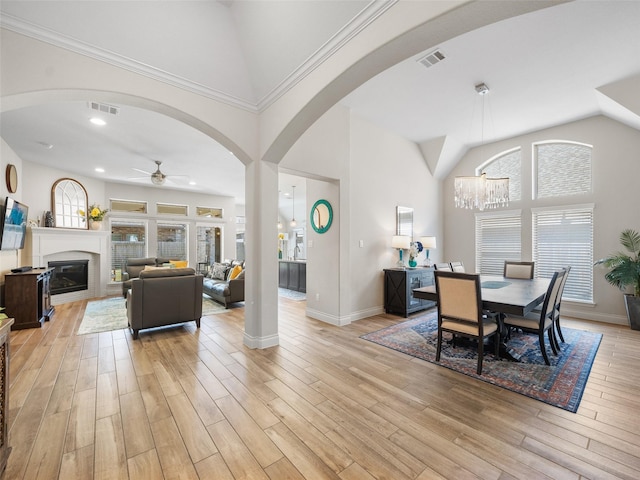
[290,185,297,227]
[454,83,509,211]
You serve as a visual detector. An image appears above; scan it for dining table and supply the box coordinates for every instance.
[412,275,551,317]
[412,274,552,361]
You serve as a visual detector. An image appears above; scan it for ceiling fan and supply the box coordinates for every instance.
[130,160,187,186]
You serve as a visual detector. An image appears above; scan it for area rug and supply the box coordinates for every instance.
[361,312,602,412]
[78,295,230,335]
[278,288,306,301]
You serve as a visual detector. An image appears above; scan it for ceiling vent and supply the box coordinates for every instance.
[417,49,446,68]
[88,102,120,116]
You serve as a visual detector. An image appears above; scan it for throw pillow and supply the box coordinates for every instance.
[143,265,171,271]
[210,263,229,280]
[169,260,188,268]
[229,265,243,280]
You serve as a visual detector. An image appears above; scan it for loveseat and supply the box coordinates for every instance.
[126,267,203,339]
[121,257,172,296]
[202,260,245,307]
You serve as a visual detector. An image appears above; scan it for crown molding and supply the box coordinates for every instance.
[1,1,396,114]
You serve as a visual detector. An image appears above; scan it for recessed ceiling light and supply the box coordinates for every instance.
[95,167,105,173]
[189,181,196,185]
[36,141,53,149]
[89,117,106,126]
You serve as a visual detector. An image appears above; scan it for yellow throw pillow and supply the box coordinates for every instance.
[229,265,243,280]
[170,260,188,268]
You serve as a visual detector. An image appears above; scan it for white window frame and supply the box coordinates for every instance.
[475,210,522,276]
[532,204,594,304]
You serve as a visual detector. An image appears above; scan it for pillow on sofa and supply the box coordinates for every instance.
[169,260,188,268]
[210,262,229,280]
[144,265,171,272]
[228,265,243,280]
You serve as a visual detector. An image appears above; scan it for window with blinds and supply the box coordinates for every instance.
[110,220,147,282]
[475,211,522,275]
[478,147,521,202]
[534,141,592,199]
[532,205,594,302]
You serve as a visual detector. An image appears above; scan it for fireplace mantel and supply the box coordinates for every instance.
[27,227,110,301]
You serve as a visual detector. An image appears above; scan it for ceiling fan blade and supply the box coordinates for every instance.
[132,168,152,175]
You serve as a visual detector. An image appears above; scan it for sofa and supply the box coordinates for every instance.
[121,257,186,296]
[202,260,245,307]
[126,267,203,339]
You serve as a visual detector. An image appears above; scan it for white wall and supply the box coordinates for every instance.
[280,105,441,324]
[20,159,238,267]
[443,115,640,325]
[0,139,25,287]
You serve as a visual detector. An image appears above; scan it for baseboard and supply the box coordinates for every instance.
[561,307,628,326]
[305,308,351,326]
[243,332,279,349]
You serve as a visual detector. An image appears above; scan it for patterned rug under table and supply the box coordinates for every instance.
[361,311,602,412]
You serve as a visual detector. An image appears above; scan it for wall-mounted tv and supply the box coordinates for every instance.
[0,197,28,250]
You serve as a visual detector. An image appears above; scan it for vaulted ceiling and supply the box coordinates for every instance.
[2,1,639,205]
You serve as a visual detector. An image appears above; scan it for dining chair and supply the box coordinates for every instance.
[552,265,571,343]
[504,261,535,279]
[434,271,499,375]
[434,262,453,271]
[450,261,465,272]
[502,269,566,365]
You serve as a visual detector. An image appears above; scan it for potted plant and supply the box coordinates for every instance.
[594,229,640,330]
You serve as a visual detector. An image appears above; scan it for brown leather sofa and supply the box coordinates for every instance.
[121,257,171,296]
[202,260,245,307]
[126,267,203,339]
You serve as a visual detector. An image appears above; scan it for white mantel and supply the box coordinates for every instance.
[27,227,110,303]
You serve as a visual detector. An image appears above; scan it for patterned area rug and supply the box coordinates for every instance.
[361,311,602,412]
[78,295,230,335]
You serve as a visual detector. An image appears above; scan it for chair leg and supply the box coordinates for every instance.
[477,336,484,375]
[555,316,565,343]
[436,330,443,362]
[539,330,550,365]
[548,328,558,355]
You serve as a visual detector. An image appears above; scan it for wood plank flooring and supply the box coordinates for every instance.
[5,296,640,479]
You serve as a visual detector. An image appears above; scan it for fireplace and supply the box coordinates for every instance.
[48,260,89,295]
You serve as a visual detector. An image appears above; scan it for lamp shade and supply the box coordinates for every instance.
[391,235,411,249]
[420,236,437,249]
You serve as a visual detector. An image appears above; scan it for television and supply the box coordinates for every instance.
[0,197,28,250]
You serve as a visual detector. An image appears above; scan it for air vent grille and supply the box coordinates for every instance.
[417,49,445,68]
[88,102,120,116]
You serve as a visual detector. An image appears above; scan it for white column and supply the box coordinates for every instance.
[243,158,279,348]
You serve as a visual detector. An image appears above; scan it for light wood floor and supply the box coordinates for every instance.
[5,296,640,480]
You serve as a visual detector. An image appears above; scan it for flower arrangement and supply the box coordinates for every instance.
[79,204,109,222]
[409,241,423,261]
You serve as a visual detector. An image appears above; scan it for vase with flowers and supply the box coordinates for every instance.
[79,204,109,230]
[408,241,423,268]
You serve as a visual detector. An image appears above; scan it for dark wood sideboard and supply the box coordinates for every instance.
[384,267,436,317]
[5,267,55,330]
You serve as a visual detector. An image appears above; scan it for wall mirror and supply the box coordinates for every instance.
[310,199,333,234]
[52,178,88,229]
[396,205,413,238]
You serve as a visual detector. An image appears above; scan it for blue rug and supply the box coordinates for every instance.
[361,311,602,412]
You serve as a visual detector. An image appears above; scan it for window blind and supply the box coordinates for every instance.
[480,148,521,202]
[475,211,522,275]
[532,205,594,302]
[535,142,592,198]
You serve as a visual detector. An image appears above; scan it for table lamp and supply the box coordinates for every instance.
[420,236,437,267]
[391,235,411,267]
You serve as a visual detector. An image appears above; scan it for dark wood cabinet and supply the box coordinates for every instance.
[279,261,306,292]
[5,268,55,330]
[384,267,436,317]
[0,318,13,476]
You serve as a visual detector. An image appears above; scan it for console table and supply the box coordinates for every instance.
[384,267,436,317]
[5,267,55,330]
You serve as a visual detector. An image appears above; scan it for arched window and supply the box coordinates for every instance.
[477,147,521,202]
[52,178,88,229]
[534,141,592,199]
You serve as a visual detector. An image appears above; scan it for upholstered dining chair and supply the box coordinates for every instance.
[434,262,453,271]
[503,269,566,365]
[504,261,535,279]
[450,261,465,272]
[434,271,499,375]
[536,265,571,343]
